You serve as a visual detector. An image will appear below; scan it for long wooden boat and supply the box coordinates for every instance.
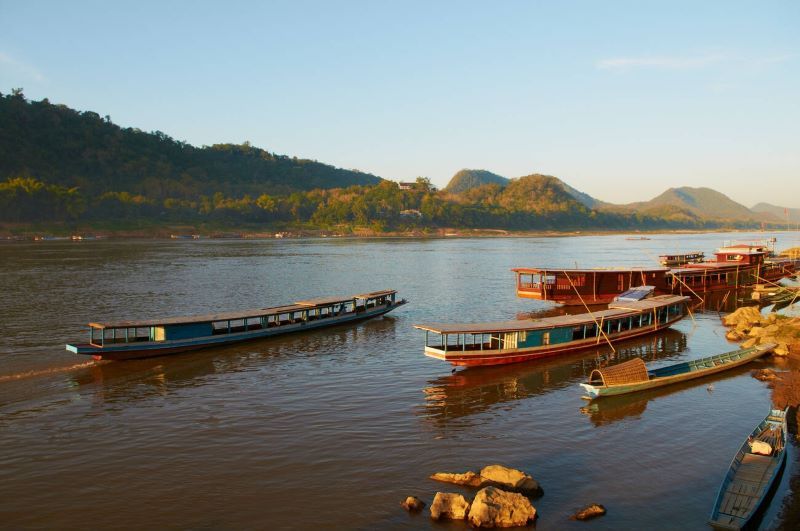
[66,290,406,360]
[512,267,670,305]
[513,245,795,305]
[414,295,690,367]
[579,343,775,399]
[709,408,788,530]
[659,251,704,266]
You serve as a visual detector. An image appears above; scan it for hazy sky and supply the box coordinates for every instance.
[1,1,798,206]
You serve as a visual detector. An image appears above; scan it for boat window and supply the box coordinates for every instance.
[572,326,583,340]
[585,324,597,338]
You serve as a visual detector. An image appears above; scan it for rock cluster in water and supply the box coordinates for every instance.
[722,306,800,357]
[400,496,425,512]
[406,464,544,527]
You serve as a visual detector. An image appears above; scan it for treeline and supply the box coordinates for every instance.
[0,90,762,232]
[0,174,754,231]
[0,90,381,200]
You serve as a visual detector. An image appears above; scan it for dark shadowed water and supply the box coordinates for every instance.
[1,231,799,529]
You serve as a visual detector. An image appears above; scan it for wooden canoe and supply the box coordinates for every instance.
[709,408,788,530]
[579,343,775,399]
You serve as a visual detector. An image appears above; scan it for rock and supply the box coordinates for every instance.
[467,486,536,528]
[571,503,607,521]
[774,344,789,357]
[752,368,778,381]
[430,492,470,520]
[480,465,543,496]
[723,306,763,327]
[430,471,483,487]
[748,326,765,337]
[401,496,426,512]
[764,324,781,335]
[726,330,743,341]
[767,313,778,324]
[742,337,760,349]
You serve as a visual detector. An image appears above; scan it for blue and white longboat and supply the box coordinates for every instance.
[67,290,406,360]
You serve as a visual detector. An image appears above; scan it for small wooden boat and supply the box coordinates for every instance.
[414,295,690,367]
[67,290,406,360]
[709,408,788,530]
[659,251,705,266]
[579,343,775,399]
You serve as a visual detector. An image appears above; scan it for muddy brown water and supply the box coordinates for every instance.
[1,232,798,529]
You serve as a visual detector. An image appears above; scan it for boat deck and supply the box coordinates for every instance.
[716,454,777,526]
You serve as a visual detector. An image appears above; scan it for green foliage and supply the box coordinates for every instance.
[0,91,769,233]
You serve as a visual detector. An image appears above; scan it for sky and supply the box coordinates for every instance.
[1,0,798,206]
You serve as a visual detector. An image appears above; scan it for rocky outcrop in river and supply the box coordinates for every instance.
[430,464,543,496]
[468,486,537,527]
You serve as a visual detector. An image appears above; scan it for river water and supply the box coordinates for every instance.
[1,232,798,529]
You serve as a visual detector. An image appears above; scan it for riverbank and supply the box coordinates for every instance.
[2,222,794,241]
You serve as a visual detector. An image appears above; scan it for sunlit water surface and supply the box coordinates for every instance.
[1,231,798,529]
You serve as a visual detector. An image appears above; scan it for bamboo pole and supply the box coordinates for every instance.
[562,270,615,352]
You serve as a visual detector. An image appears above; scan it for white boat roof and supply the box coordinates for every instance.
[414,295,689,335]
[90,289,397,329]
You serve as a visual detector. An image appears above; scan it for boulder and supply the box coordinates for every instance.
[430,471,483,487]
[430,492,470,520]
[748,326,765,337]
[752,368,778,381]
[774,344,789,357]
[401,496,426,512]
[723,306,763,328]
[467,486,536,528]
[726,330,743,341]
[480,465,543,497]
[741,337,760,349]
[571,503,607,521]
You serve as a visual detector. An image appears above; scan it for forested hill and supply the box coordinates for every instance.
[0,91,381,198]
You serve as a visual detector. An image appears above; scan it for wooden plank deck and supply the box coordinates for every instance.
[717,454,775,519]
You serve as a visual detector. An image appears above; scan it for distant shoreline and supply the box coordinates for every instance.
[2,225,796,242]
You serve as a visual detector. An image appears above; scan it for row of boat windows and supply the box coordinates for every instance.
[90,297,391,344]
[430,304,684,351]
[517,272,661,291]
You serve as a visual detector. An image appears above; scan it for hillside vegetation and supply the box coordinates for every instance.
[0,91,788,234]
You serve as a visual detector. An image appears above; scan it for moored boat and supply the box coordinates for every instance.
[579,343,775,399]
[512,267,670,305]
[414,295,690,367]
[659,251,705,266]
[66,289,406,360]
[513,244,795,305]
[709,408,788,530]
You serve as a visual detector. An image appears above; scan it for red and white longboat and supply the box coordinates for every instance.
[414,294,690,367]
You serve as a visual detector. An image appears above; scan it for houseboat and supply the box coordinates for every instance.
[514,245,795,305]
[66,290,406,360]
[513,267,670,305]
[666,244,795,296]
[658,251,704,266]
[414,294,690,367]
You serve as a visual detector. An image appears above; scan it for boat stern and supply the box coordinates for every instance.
[579,383,601,399]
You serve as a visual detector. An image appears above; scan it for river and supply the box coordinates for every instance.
[1,231,798,529]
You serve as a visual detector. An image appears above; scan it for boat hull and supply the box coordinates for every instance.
[425,318,681,367]
[67,303,404,361]
[579,344,773,398]
[709,408,788,530]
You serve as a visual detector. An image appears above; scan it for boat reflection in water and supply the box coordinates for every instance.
[69,317,398,405]
[580,363,755,427]
[421,328,687,428]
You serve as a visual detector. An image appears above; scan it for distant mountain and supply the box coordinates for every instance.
[444,169,509,193]
[619,187,764,222]
[0,91,381,199]
[551,177,606,209]
[751,202,800,222]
